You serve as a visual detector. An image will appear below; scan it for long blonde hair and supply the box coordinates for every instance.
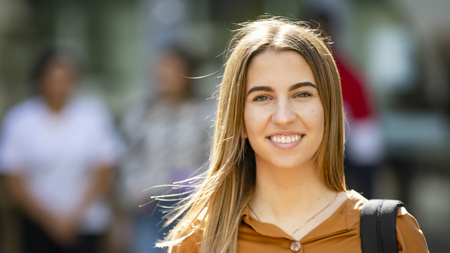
[157,16,346,253]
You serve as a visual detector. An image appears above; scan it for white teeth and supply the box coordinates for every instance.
[271,135,302,144]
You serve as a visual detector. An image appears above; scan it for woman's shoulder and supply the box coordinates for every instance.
[169,228,204,253]
[345,190,418,218]
[345,190,367,211]
[396,207,429,252]
[346,190,428,252]
[167,211,207,253]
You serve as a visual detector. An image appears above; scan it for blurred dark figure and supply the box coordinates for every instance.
[119,48,213,253]
[0,49,122,253]
[309,11,383,199]
[436,32,450,117]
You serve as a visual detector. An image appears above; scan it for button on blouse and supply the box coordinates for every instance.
[290,241,301,252]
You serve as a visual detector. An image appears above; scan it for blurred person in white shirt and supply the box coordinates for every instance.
[0,48,122,253]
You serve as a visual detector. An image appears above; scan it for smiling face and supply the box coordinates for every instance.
[244,49,325,171]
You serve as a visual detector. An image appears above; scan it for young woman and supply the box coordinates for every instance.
[156,17,428,253]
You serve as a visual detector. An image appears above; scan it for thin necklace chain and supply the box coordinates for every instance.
[248,192,338,238]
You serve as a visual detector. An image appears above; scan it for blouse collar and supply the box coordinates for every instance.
[241,190,366,243]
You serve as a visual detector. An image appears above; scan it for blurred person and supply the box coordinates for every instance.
[0,48,122,253]
[155,17,427,252]
[435,31,450,117]
[338,56,382,199]
[119,47,213,253]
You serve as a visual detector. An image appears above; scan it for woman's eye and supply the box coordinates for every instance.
[295,92,312,98]
[253,95,270,101]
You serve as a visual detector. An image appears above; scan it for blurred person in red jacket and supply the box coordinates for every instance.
[0,48,122,253]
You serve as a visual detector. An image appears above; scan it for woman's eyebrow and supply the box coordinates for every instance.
[246,86,273,96]
[246,82,317,97]
[289,82,317,91]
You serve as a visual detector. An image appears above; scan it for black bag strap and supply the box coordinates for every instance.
[360,199,405,253]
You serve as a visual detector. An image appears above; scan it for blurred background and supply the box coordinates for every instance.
[0,0,449,252]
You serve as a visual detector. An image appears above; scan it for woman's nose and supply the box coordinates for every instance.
[272,99,296,125]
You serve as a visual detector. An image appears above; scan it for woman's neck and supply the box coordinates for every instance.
[251,162,333,216]
[248,162,343,240]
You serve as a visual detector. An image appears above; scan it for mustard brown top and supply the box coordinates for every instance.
[173,190,428,253]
